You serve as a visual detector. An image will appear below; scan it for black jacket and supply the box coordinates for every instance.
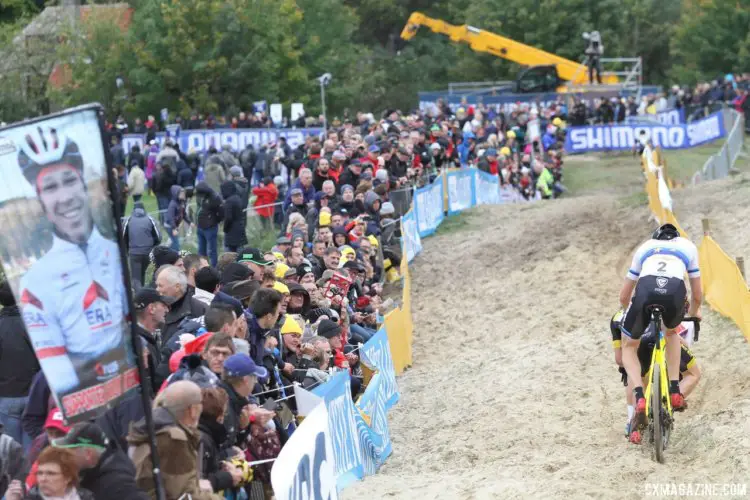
[21,371,51,439]
[0,306,40,397]
[198,416,234,492]
[96,391,146,452]
[221,181,247,248]
[338,168,360,189]
[123,204,161,256]
[195,182,224,230]
[135,324,160,394]
[220,382,250,450]
[154,317,203,388]
[80,444,149,500]
[161,292,207,348]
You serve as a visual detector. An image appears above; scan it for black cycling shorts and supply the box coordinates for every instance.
[637,342,696,377]
[621,276,687,340]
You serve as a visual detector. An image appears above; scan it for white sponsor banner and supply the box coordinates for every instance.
[271,403,339,500]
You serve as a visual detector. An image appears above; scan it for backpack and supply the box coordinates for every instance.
[196,193,222,229]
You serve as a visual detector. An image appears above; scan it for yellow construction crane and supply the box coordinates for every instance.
[400,12,619,91]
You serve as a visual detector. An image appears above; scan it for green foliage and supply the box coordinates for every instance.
[670,0,750,84]
[0,0,745,123]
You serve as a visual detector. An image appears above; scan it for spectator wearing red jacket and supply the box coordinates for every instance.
[252,177,279,229]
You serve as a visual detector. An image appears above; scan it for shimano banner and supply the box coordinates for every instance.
[401,209,422,263]
[414,177,445,238]
[122,127,323,154]
[446,169,475,215]
[564,111,726,153]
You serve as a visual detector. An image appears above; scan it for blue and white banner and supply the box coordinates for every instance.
[446,169,475,215]
[418,86,661,115]
[474,169,501,205]
[414,177,445,238]
[354,372,392,471]
[271,403,338,500]
[564,111,726,153]
[401,209,422,263]
[122,127,323,154]
[625,108,685,125]
[360,328,400,410]
[312,371,364,490]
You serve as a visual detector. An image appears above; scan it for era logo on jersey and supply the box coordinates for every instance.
[20,290,47,328]
[23,311,47,328]
[83,282,112,330]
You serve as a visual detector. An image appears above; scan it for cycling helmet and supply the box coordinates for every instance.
[652,223,680,241]
[16,126,83,183]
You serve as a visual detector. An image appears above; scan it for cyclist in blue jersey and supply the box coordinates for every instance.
[16,127,132,397]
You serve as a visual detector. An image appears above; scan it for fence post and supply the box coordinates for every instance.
[702,219,711,236]
[737,257,746,282]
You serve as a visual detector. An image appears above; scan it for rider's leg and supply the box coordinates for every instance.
[680,363,701,397]
[665,329,681,386]
[621,336,643,397]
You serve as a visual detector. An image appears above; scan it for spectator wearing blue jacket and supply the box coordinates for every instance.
[283,167,316,209]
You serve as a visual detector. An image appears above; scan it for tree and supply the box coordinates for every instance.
[670,0,750,83]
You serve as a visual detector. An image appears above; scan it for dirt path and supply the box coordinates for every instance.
[344,185,750,499]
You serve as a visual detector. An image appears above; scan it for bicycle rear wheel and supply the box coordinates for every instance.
[652,364,665,463]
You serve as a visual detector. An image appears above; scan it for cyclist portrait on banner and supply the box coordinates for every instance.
[0,106,138,422]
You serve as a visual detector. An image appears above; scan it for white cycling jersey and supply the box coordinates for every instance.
[626,237,700,282]
[19,227,128,394]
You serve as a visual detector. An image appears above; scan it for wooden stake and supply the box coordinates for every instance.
[702,219,711,236]
[737,257,746,282]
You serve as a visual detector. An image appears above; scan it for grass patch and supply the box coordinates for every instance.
[435,210,477,236]
[123,191,279,254]
[563,140,725,197]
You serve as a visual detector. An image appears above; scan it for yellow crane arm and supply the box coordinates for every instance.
[400,11,616,85]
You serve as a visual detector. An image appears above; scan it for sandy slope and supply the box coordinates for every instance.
[344,178,750,499]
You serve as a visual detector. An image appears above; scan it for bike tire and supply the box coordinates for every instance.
[652,364,665,463]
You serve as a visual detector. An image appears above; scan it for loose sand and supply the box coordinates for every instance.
[344,175,750,499]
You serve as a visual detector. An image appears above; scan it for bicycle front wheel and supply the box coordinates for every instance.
[652,364,665,463]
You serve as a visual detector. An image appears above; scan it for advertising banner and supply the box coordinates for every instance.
[626,108,686,125]
[446,169,475,216]
[413,177,445,238]
[564,111,726,153]
[474,169,501,205]
[353,372,392,473]
[360,328,400,410]
[0,105,139,423]
[311,371,364,489]
[271,403,339,500]
[122,127,324,154]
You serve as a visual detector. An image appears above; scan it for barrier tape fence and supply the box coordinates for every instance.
[643,144,750,341]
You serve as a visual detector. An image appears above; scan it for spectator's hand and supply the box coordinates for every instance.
[199,479,213,492]
[239,405,252,428]
[171,229,178,237]
[250,407,276,426]
[346,352,359,364]
[223,462,244,486]
[352,312,365,323]
[283,362,294,375]
[300,343,316,356]
[265,336,278,349]
[5,480,24,500]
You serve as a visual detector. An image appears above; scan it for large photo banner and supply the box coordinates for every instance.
[401,209,422,263]
[122,127,324,153]
[271,403,339,500]
[446,169,475,215]
[0,105,139,423]
[564,111,726,153]
[414,177,445,238]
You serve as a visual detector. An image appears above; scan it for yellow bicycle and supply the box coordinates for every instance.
[642,305,700,463]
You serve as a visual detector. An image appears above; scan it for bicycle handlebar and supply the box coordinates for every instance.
[683,316,701,342]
